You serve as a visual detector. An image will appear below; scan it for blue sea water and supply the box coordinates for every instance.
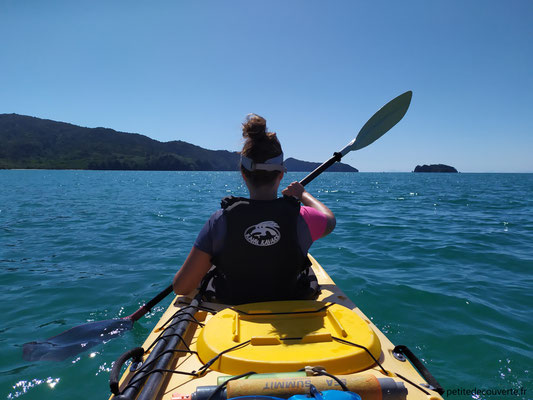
[1,171,532,399]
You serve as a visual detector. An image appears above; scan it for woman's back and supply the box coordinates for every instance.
[210,196,311,304]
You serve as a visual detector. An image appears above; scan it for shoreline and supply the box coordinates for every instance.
[2,169,532,174]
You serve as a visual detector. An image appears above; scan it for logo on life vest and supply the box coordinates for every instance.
[244,221,281,247]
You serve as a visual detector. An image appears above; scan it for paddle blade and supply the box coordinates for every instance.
[341,91,412,156]
[22,318,134,362]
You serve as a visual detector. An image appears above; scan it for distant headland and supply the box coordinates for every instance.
[0,114,357,172]
[414,164,458,173]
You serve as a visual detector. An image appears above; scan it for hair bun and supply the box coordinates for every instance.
[242,114,267,140]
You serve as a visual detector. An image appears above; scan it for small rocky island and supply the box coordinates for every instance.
[414,164,458,173]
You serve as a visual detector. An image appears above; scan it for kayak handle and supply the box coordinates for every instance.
[110,346,145,395]
[392,345,444,395]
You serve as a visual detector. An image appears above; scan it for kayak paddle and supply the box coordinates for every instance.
[300,90,412,185]
[23,91,412,362]
[22,285,173,361]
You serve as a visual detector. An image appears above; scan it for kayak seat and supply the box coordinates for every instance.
[196,300,381,375]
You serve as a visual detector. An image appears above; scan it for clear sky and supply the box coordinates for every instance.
[1,0,532,172]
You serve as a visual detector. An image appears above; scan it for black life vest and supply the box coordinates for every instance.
[211,196,312,304]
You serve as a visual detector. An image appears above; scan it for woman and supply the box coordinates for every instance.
[173,114,335,304]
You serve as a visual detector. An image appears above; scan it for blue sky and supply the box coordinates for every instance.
[1,0,532,172]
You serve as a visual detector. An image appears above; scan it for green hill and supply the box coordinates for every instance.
[0,114,357,172]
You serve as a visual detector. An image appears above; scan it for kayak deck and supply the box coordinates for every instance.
[110,255,444,400]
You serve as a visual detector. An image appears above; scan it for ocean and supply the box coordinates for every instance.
[1,171,531,399]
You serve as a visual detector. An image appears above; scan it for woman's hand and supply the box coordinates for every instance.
[282,181,306,200]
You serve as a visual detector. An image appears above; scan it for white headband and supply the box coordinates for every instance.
[241,154,285,172]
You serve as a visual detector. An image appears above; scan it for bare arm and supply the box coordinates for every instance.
[282,181,336,237]
[173,247,213,295]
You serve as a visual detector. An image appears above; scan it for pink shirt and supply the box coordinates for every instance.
[300,206,328,241]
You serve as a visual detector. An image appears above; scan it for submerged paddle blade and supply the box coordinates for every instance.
[22,318,134,362]
[340,91,413,156]
[23,285,173,362]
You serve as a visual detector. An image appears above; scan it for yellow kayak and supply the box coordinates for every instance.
[109,255,444,400]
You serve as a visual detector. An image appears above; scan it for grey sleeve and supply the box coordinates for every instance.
[194,209,226,256]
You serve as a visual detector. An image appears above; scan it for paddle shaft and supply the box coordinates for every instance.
[30,91,412,362]
[299,152,343,187]
[125,284,173,322]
